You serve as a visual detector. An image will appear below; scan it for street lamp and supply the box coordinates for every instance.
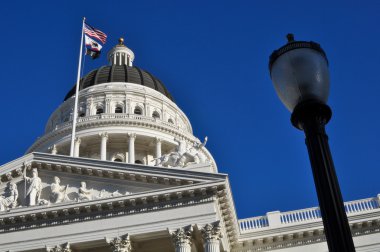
[268,34,356,252]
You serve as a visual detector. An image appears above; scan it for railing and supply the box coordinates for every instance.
[344,197,379,214]
[238,194,380,233]
[239,216,269,231]
[280,207,321,224]
[52,113,181,132]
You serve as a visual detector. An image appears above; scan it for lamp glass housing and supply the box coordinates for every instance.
[270,48,330,112]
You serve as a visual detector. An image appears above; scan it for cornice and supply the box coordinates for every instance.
[0,153,225,186]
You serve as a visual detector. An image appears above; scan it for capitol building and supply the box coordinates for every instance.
[0,38,379,252]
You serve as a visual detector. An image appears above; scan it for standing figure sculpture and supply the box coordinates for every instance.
[24,168,42,206]
[0,182,18,211]
[50,176,69,203]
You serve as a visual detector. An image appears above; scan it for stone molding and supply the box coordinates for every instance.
[0,193,215,234]
[107,234,132,252]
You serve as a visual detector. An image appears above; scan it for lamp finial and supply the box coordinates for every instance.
[286,33,295,43]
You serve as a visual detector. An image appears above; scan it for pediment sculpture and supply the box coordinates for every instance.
[0,182,18,211]
[155,137,208,167]
[0,169,133,212]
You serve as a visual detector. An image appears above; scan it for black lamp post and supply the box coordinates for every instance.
[268,34,356,252]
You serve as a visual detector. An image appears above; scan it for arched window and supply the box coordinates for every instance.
[152,111,160,119]
[134,107,142,115]
[114,158,122,162]
[115,106,123,113]
[135,160,143,164]
[168,118,174,124]
[96,108,104,115]
[79,113,85,117]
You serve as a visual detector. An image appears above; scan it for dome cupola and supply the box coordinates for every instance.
[107,37,135,66]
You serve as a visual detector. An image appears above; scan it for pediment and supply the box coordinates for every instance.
[0,152,227,213]
[0,152,239,245]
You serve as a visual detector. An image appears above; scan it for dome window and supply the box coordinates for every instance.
[134,107,142,115]
[135,160,143,164]
[114,158,122,162]
[115,106,123,113]
[96,108,104,115]
[152,111,160,119]
[79,113,85,117]
[168,118,174,124]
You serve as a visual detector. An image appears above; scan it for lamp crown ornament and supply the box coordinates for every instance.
[286,33,295,42]
[269,34,330,112]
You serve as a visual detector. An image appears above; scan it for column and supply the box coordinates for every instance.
[155,137,162,165]
[128,133,136,164]
[74,138,81,157]
[171,227,193,252]
[201,222,222,252]
[99,132,108,161]
[107,234,132,252]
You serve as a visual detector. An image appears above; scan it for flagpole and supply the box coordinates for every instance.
[70,17,86,157]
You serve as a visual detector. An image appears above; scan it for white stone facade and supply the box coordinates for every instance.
[0,39,379,252]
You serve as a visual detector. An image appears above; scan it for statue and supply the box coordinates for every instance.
[180,136,208,167]
[78,182,92,201]
[24,168,42,206]
[155,137,208,167]
[0,182,18,211]
[50,176,70,203]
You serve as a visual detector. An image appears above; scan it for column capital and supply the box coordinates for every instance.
[201,221,223,242]
[128,133,137,139]
[46,242,71,252]
[74,137,81,144]
[107,234,132,252]
[170,226,193,247]
[155,137,162,143]
[99,132,109,139]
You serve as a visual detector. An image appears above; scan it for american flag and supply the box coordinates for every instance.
[84,23,107,44]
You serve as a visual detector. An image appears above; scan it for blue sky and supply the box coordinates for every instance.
[1,0,380,219]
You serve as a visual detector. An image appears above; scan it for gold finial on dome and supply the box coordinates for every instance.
[118,37,124,45]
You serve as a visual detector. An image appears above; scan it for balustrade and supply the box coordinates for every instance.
[238,216,269,232]
[239,195,380,233]
[53,113,181,132]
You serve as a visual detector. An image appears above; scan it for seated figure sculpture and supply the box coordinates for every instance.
[78,182,92,201]
[0,182,18,211]
[50,176,70,203]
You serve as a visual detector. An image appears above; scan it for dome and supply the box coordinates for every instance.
[64,65,173,101]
